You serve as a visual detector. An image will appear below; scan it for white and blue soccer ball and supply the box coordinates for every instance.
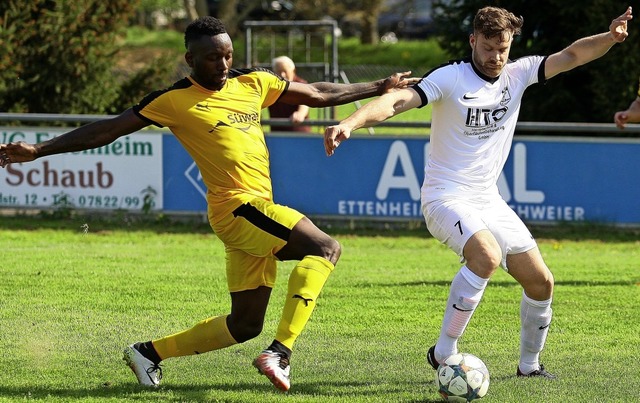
[435,353,490,402]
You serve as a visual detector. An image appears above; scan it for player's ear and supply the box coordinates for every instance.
[469,33,476,48]
[185,51,194,68]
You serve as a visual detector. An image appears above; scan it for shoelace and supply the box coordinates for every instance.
[277,354,290,370]
[536,364,554,376]
[147,363,163,382]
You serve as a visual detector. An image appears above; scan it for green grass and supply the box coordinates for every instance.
[123,26,448,73]
[1,216,638,402]
[337,37,449,72]
[123,26,186,50]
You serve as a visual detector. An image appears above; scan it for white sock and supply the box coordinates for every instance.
[435,265,488,362]
[519,291,552,374]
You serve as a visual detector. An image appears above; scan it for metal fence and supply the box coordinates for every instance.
[2,113,640,135]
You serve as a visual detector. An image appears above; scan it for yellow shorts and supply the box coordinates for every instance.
[210,197,305,292]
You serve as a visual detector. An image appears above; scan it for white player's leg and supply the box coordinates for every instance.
[432,264,489,364]
[507,248,556,379]
[424,201,500,368]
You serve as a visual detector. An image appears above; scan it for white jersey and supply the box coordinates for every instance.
[414,56,546,203]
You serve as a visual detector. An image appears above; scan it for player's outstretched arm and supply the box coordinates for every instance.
[614,96,640,129]
[280,71,418,108]
[324,87,422,156]
[0,109,148,168]
[545,6,632,79]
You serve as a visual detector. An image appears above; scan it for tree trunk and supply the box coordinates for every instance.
[361,13,379,45]
[217,0,239,36]
[359,0,383,45]
[182,0,198,21]
[194,0,209,17]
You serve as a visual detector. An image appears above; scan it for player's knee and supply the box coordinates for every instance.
[525,271,554,300]
[537,267,554,295]
[466,248,501,276]
[227,318,264,343]
[540,272,554,297]
[321,237,341,266]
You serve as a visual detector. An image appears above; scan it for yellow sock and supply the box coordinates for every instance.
[275,255,335,350]
[152,315,237,360]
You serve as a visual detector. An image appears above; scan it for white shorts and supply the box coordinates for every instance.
[422,194,536,271]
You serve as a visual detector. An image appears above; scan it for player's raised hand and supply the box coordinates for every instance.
[0,142,37,168]
[382,71,420,94]
[324,124,352,156]
[610,6,632,42]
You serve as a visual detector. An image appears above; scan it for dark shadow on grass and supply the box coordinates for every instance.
[0,380,443,402]
[1,213,638,242]
[311,219,640,242]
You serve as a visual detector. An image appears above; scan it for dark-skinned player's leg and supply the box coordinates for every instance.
[253,217,341,391]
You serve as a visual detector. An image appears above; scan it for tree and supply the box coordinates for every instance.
[137,0,184,27]
[0,0,136,114]
[293,0,385,44]
[432,0,640,123]
[359,0,384,45]
[0,0,179,115]
[209,0,264,37]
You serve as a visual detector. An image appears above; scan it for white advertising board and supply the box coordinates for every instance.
[0,128,164,211]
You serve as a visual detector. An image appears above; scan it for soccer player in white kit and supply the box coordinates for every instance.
[324,6,633,379]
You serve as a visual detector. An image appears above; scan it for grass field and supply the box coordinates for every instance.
[1,216,638,402]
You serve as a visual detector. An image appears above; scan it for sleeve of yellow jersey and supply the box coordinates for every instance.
[136,91,178,129]
[256,70,289,109]
[132,81,188,129]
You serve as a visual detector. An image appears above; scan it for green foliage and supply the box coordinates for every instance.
[432,0,640,123]
[108,52,179,114]
[138,0,184,15]
[44,191,75,219]
[124,25,186,49]
[140,185,158,214]
[0,0,138,114]
[337,36,449,72]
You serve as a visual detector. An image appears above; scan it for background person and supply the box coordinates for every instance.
[268,55,311,132]
[0,16,416,392]
[324,6,632,380]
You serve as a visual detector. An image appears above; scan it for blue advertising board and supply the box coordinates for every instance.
[161,133,640,226]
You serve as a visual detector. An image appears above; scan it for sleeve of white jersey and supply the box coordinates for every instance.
[415,65,458,107]
[516,55,546,86]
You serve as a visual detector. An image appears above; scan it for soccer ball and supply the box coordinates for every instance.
[435,353,490,402]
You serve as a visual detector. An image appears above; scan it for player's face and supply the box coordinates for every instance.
[185,33,234,91]
[470,32,513,78]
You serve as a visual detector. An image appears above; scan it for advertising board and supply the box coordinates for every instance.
[2,128,639,226]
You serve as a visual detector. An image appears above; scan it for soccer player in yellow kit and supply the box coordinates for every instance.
[0,17,415,391]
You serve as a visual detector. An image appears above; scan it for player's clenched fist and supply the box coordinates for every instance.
[0,142,37,168]
[324,124,352,156]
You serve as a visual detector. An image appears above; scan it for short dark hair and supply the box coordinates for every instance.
[184,16,227,49]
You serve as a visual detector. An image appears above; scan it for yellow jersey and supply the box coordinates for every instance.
[132,69,288,222]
